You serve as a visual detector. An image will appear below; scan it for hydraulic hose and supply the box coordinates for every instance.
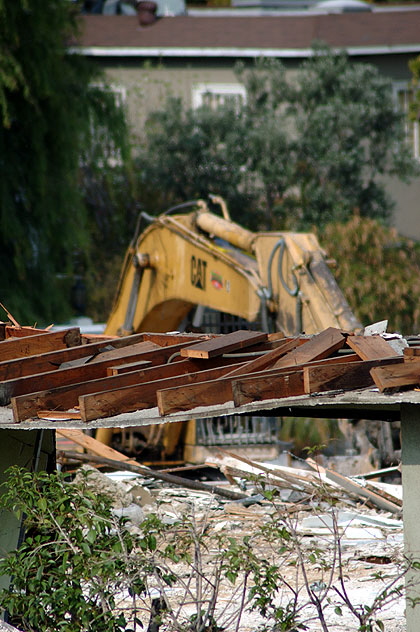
[267,238,303,335]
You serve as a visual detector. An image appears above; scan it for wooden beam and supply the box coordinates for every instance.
[346,335,398,360]
[80,333,118,344]
[38,411,82,421]
[403,347,420,359]
[0,333,147,381]
[370,362,420,392]
[179,329,267,359]
[56,429,141,467]
[9,365,186,421]
[305,458,401,514]
[1,340,210,407]
[0,360,151,406]
[12,360,247,421]
[232,370,304,406]
[267,332,286,341]
[0,335,206,383]
[224,337,307,378]
[106,354,241,377]
[78,362,246,422]
[0,327,81,362]
[273,327,346,369]
[157,353,360,417]
[303,356,404,394]
[87,341,160,363]
[157,378,235,416]
[108,360,167,375]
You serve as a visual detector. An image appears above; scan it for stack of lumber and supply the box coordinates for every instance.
[0,322,419,424]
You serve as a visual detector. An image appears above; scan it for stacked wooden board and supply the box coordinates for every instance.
[1,322,420,424]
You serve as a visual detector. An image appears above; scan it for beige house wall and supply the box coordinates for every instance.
[104,63,241,142]
[388,176,420,241]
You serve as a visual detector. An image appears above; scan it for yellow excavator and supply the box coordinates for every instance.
[105,196,360,338]
[101,196,362,462]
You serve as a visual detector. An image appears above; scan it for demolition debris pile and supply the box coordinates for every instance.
[0,321,412,631]
[55,436,406,632]
[0,323,418,423]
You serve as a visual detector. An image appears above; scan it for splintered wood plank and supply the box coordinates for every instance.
[81,333,118,344]
[224,337,307,378]
[57,429,140,467]
[38,411,82,421]
[142,332,215,347]
[5,325,51,338]
[232,370,305,406]
[0,327,81,362]
[79,362,245,422]
[273,327,346,369]
[303,356,404,394]
[370,362,420,392]
[179,330,267,359]
[346,335,398,360]
[157,377,234,416]
[0,333,145,381]
[87,341,160,363]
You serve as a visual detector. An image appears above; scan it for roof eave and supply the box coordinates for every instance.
[70,44,420,58]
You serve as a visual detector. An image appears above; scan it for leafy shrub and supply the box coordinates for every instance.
[0,465,410,632]
[320,216,420,335]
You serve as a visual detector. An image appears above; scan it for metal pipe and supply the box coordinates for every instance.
[195,211,256,253]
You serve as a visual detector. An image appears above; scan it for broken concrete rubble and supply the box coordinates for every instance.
[80,451,406,632]
[0,623,23,632]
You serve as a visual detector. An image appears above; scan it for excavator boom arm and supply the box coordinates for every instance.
[105,201,361,336]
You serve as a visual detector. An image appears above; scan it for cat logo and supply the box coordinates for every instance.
[191,256,207,290]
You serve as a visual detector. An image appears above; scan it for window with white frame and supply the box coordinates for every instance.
[393,81,420,160]
[192,83,246,110]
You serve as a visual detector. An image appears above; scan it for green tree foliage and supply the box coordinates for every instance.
[0,0,129,324]
[81,166,141,321]
[0,466,155,631]
[288,47,417,227]
[320,216,420,334]
[137,46,416,231]
[136,97,254,221]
